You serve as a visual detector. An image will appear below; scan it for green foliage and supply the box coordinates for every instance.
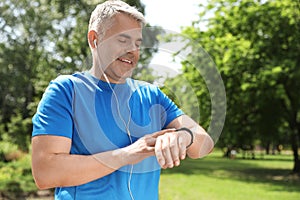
[6,115,32,152]
[181,0,300,171]
[0,139,19,161]
[0,155,36,198]
[196,0,300,121]
[161,73,208,126]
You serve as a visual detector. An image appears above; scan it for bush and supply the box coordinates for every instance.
[0,154,37,198]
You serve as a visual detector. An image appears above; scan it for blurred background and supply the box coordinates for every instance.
[0,0,299,199]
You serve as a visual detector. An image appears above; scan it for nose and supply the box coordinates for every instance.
[126,41,139,53]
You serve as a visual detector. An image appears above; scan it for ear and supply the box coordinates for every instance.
[88,30,98,49]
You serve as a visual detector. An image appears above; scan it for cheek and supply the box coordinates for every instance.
[100,46,121,64]
[135,50,140,60]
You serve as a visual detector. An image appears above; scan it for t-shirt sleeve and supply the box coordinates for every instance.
[32,75,74,138]
[156,87,184,128]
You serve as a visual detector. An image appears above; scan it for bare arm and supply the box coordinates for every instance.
[31,129,172,189]
[31,135,124,189]
[167,115,214,158]
[155,115,214,169]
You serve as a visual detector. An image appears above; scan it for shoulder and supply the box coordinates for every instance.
[50,74,75,88]
[42,74,80,101]
[46,73,86,92]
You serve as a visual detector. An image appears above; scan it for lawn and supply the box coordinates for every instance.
[159,150,300,200]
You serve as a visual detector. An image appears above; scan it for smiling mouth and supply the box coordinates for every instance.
[118,58,133,64]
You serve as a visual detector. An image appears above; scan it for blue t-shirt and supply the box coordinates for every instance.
[32,72,183,200]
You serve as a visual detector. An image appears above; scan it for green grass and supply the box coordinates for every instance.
[159,150,300,200]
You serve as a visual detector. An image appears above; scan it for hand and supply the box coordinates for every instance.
[155,130,192,169]
[122,129,176,166]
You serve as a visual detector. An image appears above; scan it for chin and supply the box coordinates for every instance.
[121,70,134,79]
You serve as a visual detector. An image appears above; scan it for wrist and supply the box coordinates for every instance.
[118,147,131,166]
[176,127,194,148]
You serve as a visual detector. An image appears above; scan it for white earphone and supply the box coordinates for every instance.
[93,40,97,48]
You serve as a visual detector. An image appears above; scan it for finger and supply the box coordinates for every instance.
[155,137,165,167]
[161,137,174,169]
[178,136,187,160]
[169,134,180,166]
[143,138,157,153]
[143,148,156,156]
[144,137,156,147]
[151,128,176,138]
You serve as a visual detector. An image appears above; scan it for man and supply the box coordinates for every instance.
[31,1,214,199]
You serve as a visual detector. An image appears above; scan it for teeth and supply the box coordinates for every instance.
[119,58,132,64]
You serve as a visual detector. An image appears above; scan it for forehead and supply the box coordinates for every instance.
[103,13,142,40]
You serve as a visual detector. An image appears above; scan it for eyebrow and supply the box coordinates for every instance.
[119,33,143,42]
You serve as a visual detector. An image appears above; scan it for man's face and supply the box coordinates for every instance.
[97,13,142,83]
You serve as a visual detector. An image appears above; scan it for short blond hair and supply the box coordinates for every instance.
[88,0,145,40]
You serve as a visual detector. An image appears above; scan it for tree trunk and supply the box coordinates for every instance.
[265,142,270,155]
[293,160,300,174]
[291,132,300,174]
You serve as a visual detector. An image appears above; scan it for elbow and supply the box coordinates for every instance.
[32,173,50,190]
[31,155,57,190]
[34,178,50,190]
[32,166,53,190]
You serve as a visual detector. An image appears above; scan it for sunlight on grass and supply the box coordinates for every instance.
[159,150,300,200]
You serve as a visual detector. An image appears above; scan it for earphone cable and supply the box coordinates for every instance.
[94,45,135,200]
[102,73,135,200]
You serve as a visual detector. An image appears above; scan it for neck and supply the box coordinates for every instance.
[89,67,126,84]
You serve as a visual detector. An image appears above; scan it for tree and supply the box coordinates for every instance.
[0,0,58,151]
[181,0,300,173]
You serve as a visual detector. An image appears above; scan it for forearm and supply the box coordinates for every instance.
[31,132,161,189]
[32,148,126,189]
[186,125,214,158]
[166,115,214,159]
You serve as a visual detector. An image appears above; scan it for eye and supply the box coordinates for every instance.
[118,38,127,43]
[135,40,142,49]
[117,36,129,44]
[135,43,140,49]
